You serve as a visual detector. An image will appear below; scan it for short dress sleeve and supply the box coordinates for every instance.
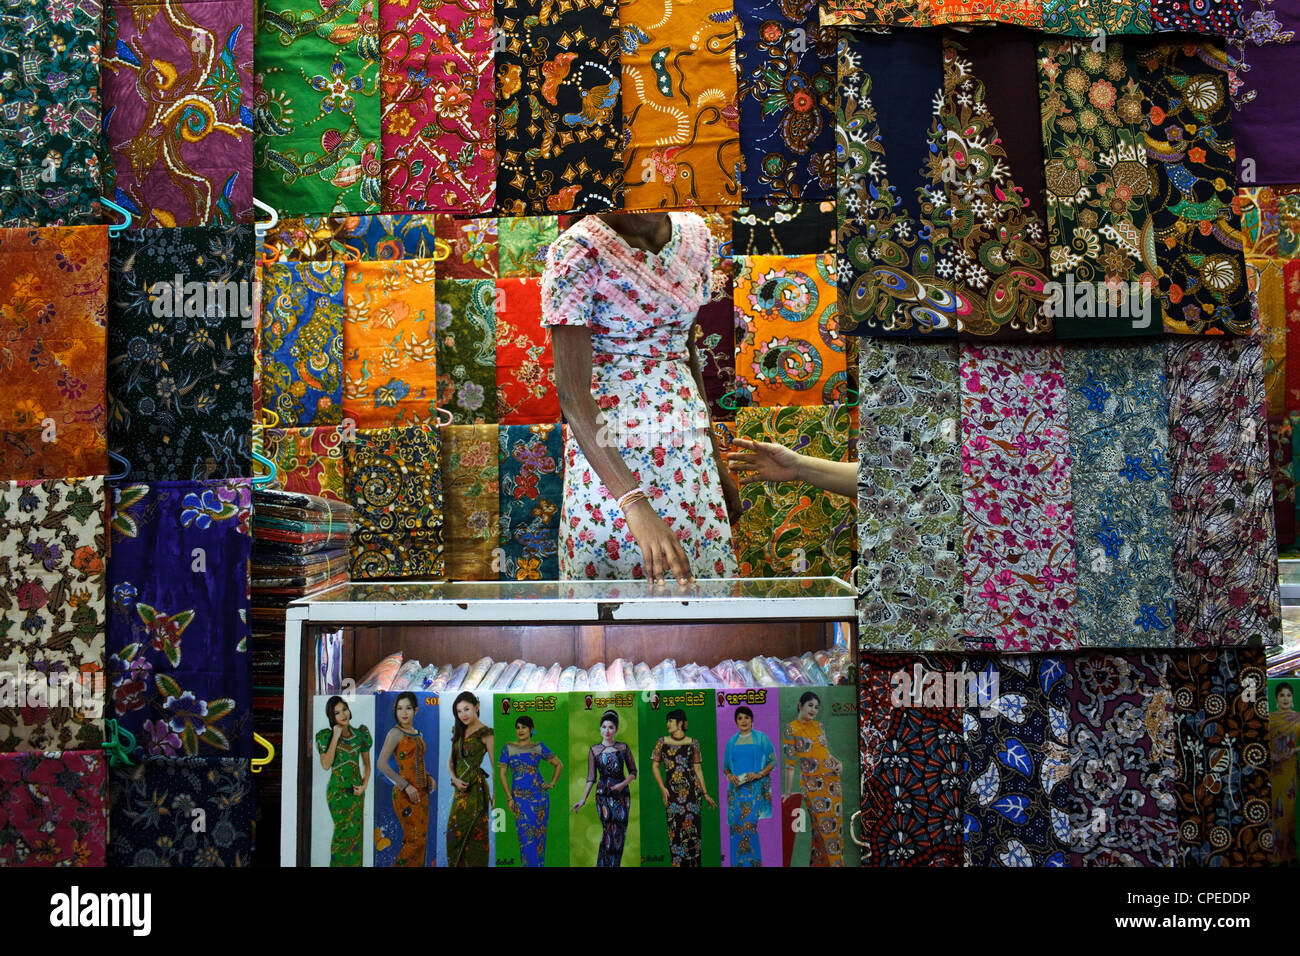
[357,725,373,751]
[541,227,598,328]
[315,727,332,755]
[540,743,554,761]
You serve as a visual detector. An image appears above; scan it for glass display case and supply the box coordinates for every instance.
[280,577,858,867]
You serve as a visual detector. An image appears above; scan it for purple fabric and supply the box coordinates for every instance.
[1236,0,1300,185]
[102,0,255,227]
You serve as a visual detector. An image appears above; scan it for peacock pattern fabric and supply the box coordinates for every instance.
[735,0,836,203]
[1063,343,1176,648]
[342,259,440,429]
[254,0,382,215]
[0,477,106,753]
[620,0,741,210]
[261,262,345,428]
[380,0,496,215]
[0,225,109,481]
[1037,38,1155,320]
[1171,649,1271,866]
[960,344,1077,652]
[836,29,954,339]
[347,425,445,579]
[106,480,254,759]
[0,0,102,227]
[1138,41,1252,336]
[107,225,256,481]
[102,0,255,229]
[858,653,965,866]
[856,339,964,652]
[1065,652,1178,866]
[0,750,107,866]
[733,253,848,407]
[735,405,854,577]
[494,0,623,215]
[434,278,498,425]
[963,655,1072,867]
[1165,338,1281,648]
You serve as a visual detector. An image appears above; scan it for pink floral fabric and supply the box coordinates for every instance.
[380,0,496,214]
[961,344,1077,651]
[541,213,735,580]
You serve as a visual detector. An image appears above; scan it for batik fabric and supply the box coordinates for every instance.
[261,262,344,427]
[0,751,107,866]
[347,425,445,578]
[434,278,497,425]
[259,427,348,502]
[498,424,562,581]
[442,425,499,580]
[496,276,559,424]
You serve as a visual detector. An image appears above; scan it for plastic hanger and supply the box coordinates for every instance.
[101,197,133,237]
[252,732,276,773]
[251,447,278,487]
[253,197,278,237]
[101,719,137,768]
[106,450,131,482]
[717,387,752,412]
[435,406,454,427]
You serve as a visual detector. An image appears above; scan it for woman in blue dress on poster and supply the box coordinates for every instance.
[498,715,563,866]
[722,706,776,866]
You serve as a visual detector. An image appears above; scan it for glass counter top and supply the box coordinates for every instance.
[288,576,856,623]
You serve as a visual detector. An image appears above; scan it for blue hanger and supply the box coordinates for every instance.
[100,197,133,237]
[106,450,130,482]
[251,446,277,487]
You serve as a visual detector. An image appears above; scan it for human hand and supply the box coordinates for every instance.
[625,499,693,585]
[331,725,344,739]
[725,773,739,787]
[572,800,585,812]
[451,775,468,792]
[352,784,364,796]
[660,787,670,807]
[728,438,801,484]
[704,793,717,809]
[719,467,743,525]
[404,783,420,804]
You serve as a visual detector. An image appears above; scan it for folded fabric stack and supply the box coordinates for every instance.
[348,648,856,695]
[250,489,355,864]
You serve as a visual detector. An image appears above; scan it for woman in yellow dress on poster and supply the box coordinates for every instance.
[782,691,844,867]
[1271,681,1300,864]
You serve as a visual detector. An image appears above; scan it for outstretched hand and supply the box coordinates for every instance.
[727,437,801,484]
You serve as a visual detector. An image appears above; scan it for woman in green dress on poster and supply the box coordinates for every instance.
[316,695,372,866]
[447,691,494,866]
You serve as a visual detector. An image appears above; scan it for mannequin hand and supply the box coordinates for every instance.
[728,438,801,484]
[625,499,693,585]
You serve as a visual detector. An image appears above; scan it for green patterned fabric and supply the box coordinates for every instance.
[434,279,497,425]
[497,216,559,277]
[254,0,381,215]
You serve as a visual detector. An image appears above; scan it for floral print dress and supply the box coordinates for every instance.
[540,212,737,580]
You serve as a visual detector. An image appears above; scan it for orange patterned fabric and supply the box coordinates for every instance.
[0,226,109,480]
[342,260,440,428]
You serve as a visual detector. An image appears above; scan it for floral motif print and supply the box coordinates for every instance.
[1151,0,1244,34]
[436,213,498,277]
[442,424,499,580]
[340,213,440,259]
[963,655,1072,867]
[1066,652,1177,866]
[0,0,101,227]
[857,340,963,651]
[496,276,559,424]
[342,260,439,428]
[380,0,495,214]
[836,30,954,337]
[859,653,965,865]
[941,35,1052,338]
[1250,257,1287,415]
[1237,187,1300,260]
[255,0,381,214]
[961,345,1077,652]
[621,0,740,210]
[736,405,853,577]
[108,756,254,866]
[652,736,706,866]
[498,216,558,277]
[0,478,105,753]
[0,226,109,479]
[1268,414,1295,548]
[0,751,107,866]
[496,0,622,214]
[1171,649,1271,866]
[734,253,847,406]
[1038,40,1155,301]
[347,425,444,579]
[107,480,252,757]
[259,426,348,502]
[695,274,736,421]
[107,226,255,481]
[102,0,254,228]
[1138,41,1251,335]
[1166,338,1280,648]
[1063,344,1175,647]
[261,262,345,427]
[434,278,497,424]
[736,0,836,202]
[498,424,562,581]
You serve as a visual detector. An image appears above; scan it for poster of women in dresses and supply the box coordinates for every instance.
[639,692,721,867]
[1270,678,1300,865]
[437,690,496,866]
[570,693,641,866]
[716,691,781,866]
[496,693,568,867]
[373,691,439,867]
[311,695,375,867]
[780,685,861,867]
